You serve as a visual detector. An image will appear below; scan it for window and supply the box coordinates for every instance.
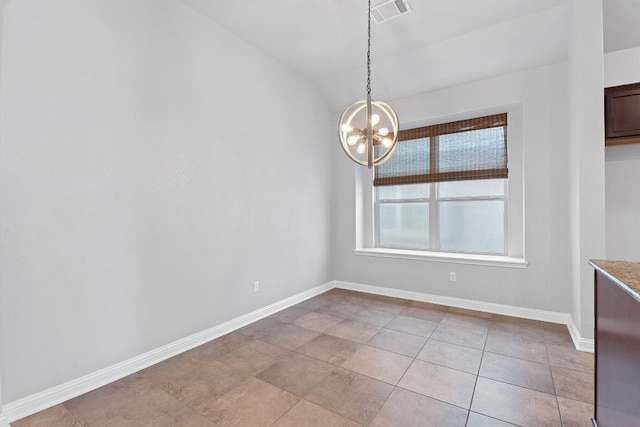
[374,114,508,255]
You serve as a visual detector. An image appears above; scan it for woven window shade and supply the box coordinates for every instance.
[374,113,508,186]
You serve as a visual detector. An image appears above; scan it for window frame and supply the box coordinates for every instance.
[374,179,509,255]
[353,106,526,268]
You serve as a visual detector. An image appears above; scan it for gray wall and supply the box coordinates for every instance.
[604,46,640,262]
[0,0,333,403]
[331,63,574,315]
[566,0,605,341]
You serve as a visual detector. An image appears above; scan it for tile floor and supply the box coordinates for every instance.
[12,289,595,427]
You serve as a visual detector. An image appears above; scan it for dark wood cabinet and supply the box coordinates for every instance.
[591,260,640,427]
[605,83,640,146]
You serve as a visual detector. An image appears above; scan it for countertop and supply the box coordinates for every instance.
[590,259,640,302]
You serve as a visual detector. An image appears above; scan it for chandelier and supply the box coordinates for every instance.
[338,0,399,168]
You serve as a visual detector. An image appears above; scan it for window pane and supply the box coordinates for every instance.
[376,137,430,179]
[439,179,505,198]
[378,183,430,200]
[439,200,504,253]
[378,203,429,249]
[438,127,506,173]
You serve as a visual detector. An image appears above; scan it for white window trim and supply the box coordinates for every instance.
[353,247,528,268]
[354,105,526,268]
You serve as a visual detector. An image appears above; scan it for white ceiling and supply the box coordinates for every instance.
[179,0,640,111]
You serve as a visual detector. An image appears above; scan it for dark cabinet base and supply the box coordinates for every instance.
[594,269,640,427]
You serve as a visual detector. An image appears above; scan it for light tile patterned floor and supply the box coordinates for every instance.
[12,289,595,426]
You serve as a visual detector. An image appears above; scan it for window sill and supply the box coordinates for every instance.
[353,248,528,268]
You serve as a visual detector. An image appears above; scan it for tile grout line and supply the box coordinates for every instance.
[59,403,82,427]
[547,338,566,427]
[465,322,488,426]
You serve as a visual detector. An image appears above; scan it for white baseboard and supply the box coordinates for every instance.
[3,281,335,423]
[335,280,594,352]
[567,318,595,352]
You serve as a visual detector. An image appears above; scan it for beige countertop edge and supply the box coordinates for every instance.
[590,259,640,303]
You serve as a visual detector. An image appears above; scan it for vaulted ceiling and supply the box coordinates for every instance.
[179,0,640,111]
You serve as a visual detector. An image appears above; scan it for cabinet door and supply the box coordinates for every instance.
[605,84,640,139]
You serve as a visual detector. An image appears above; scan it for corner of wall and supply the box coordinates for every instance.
[567,0,605,342]
[567,315,595,353]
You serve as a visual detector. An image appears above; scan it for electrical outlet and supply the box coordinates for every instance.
[449,272,456,282]
[253,281,260,293]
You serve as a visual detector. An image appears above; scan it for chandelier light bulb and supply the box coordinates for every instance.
[371,114,380,126]
[381,137,392,148]
[347,135,362,146]
[377,127,389,136]
[356,143,366,154]
[341,124,354,133]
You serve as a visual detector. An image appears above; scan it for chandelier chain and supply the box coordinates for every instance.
[337,0,399,168]
[367,0,371,96]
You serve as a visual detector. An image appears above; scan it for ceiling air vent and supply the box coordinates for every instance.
[371,0,412,24]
